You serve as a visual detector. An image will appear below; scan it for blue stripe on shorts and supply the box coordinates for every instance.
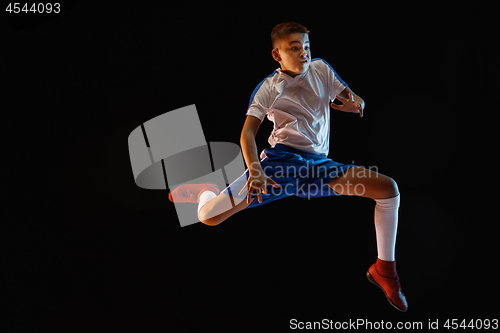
[221,144,356,209]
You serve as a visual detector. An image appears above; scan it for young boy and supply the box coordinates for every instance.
[168,22,407,312]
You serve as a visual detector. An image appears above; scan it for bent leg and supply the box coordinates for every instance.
[329,166,400,261]
[328,166,399,199]
[328,168,407,309]
[198,192,254,226]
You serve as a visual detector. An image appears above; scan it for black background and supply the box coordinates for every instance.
[2,1,498,331]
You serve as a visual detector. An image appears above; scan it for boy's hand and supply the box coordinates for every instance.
[331,93,363,117]
[238,172,280,204]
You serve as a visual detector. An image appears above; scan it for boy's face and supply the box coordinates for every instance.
[272,33,310,77]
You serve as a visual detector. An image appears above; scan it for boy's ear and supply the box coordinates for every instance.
[271,48,281,62]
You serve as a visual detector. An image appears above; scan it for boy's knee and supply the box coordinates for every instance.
[198,208,221,226]
[201,218,220,226]
[380,176,399,198]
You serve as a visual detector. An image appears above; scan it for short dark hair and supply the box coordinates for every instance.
[271,22,310,49]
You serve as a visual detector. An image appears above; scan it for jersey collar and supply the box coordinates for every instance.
[277,67,309,80]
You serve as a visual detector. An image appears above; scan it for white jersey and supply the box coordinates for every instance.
[246,58,348,156]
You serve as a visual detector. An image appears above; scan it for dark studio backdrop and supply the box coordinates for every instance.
[2,1,497,331]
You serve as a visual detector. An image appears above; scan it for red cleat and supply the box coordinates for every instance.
[367,262,408,312]
[168,183,219,203]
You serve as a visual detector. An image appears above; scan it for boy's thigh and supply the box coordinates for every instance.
[328,166,399,199]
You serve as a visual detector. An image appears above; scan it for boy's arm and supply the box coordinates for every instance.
[239,115,279,203]
[331,87,365,117]
[240,115,263,175]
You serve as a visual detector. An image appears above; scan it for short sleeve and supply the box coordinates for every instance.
[246,74,275,121]
[315,59,348,101]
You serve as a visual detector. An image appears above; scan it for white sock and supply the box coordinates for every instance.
[197,191,217,214]
[374,194,400,262]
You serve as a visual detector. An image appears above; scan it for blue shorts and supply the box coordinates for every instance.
[221,144,356,209]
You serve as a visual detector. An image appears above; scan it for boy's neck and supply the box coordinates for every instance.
[281,69,300,78]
